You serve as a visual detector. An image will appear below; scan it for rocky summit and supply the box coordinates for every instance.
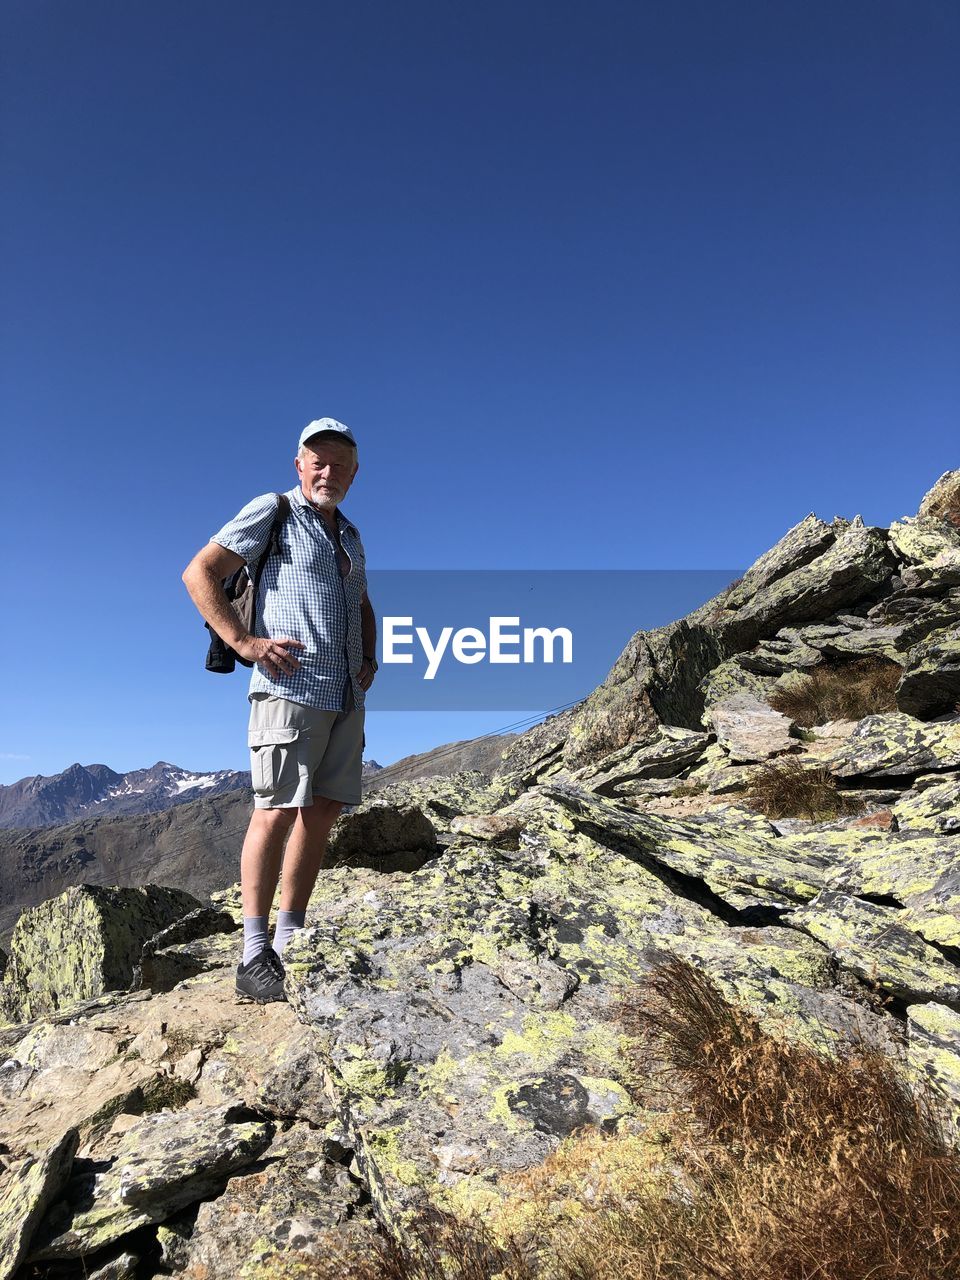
[0,470,958,1279]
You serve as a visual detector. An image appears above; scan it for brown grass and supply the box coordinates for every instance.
[559,959,960,1280]
[266,959,960,1280]
[140,1074,197,1112]
[769,656,902,726]
[741,758,865,821]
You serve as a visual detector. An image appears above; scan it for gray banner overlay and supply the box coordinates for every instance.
[362,570,742,710]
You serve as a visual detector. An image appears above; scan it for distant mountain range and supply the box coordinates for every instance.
[0,758,386,830]
[0,737,514,945]
[0,762,252,830]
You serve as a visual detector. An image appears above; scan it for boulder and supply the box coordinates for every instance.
[0,1126,78,1280]
[1,884,202,1022]
[563,727,711,796]
[901,549,960,592]
[896,624,960,718]
[785,891,960,1008]
[907,1001,960,1136]
[178,1122,372,1279]
[723,514,838,608]
[449,813,525,843]
[715,523,895,651]
[523,783,831,912]
[327,802,438,862]
[887,515,960,566]
[700,659,777,718]
[26,1102,274,1261]
[826,712,960,779]
[892,778,960,834]
[708,694,798,762]
[916,470,960,528]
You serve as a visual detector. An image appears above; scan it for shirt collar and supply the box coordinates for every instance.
[289,486,358,537]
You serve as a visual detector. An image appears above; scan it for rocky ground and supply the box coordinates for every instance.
[1,470,958,1279]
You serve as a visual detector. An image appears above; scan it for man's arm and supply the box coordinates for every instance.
[181,542,303,679]
[358,591,378,690]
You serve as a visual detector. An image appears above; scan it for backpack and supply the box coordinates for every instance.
[205,493,291,673]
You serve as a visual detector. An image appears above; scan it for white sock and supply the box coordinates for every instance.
[273,908,307,957]
[241,916,270,966]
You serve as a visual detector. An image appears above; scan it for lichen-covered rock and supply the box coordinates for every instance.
[1,884,202,1022]
[449,813,524,843]
[346,771,499,830]
[494,707,580,789]
[276,778,917,1232]
[12,1023,120,1072]
[709,694,798,762]
[907,1001,960,1135]
[785,891,960,1008]
[813,623,910,664]
[724,514,838,609]
[561,614,729,771]
[896,625,960,718]
[26,1102,274,1261]
[562,728,711,797]
[715,523,895,652]
[826,712,960,779]
[893,778,960,834]
[83,1247,140,1279]
[132,925,239,994]
[733,633,822,675]
[258,1026,339,1127]
[178,1122,371,1279]
[773,824,960,957]
[901,548,960,592]
[0,1126,78,1280]
[700,659,776,720]
[769,825,960,952]
[525,783,831,911]
[917,470,960,528]
[327,802,438,862]
[888,515,960,565]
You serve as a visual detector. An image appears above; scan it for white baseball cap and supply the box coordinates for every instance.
[298,417,357,450]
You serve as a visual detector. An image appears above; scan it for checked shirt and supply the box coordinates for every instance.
[210,486,368,712]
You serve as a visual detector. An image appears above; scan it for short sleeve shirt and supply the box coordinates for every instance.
[210,486,368,711]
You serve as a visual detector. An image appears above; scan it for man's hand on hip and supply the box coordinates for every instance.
[358,658,376,692]
[234,635,305,678]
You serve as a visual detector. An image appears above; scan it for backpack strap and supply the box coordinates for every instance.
[250,492,291,599]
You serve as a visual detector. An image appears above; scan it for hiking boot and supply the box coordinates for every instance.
[236,945,287,1003]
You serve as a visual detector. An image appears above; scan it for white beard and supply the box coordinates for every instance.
[310,482,341,509]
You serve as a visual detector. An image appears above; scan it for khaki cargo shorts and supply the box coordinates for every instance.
[247,690,365,808]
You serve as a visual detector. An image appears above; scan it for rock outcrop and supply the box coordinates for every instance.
[0,885,202,1022]
[1,471,958,1276]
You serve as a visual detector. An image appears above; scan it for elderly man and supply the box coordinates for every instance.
[182,417,376,1002]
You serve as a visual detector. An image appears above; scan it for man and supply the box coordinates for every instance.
[182,417,377,1003]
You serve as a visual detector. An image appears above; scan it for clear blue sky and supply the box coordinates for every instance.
[1,1,956,784]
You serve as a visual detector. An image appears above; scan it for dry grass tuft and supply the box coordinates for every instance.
[769,656,902,726]
[140,1074,196,1112]
[741,758,864,821]
[269,959,960,1280]
[568,958,960,1280]
[271,1210,540,1280]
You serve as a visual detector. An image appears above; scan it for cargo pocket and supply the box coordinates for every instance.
[248,726,300,798]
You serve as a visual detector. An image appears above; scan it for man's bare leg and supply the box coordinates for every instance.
[278,797,345,912]
[240,807,298,918]
[238,807,296,967]
[270,798,344,959]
